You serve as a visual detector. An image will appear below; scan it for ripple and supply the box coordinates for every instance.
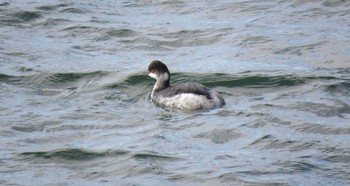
[194,129,241,144]
[21,148,129,161]
[45,71,107,84]
[323,0,350,7]
[324,155,350,163]
[248,135,316,152]
[60,7,87,14]
[12,11,42,22]
[292,101,350,117]
[0,73,13,80]
[62,25,100,34]
[96,28,138,41]
[106,74,152,103]
[295,123,350,135]
[193,73,305,88]
[273,41,328,56]
[0,2,9,6]
[107,28,137,37]
[35,4,70,11]
[325,82,350,96]
[239,36,274,48]
[37,18,70,27]
[0,11,43,26]
[1,71,105,86]
[133,152,180,161]
[273,161,320,173]
[218,172,288,185]
[151,28,230,48]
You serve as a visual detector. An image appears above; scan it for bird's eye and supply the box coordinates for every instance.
[150,69,155,73]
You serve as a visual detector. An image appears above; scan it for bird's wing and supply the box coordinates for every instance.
[162,82,212,99]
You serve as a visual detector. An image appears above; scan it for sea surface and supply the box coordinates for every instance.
[1,0,350,185]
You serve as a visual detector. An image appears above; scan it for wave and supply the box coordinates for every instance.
[21,148,129,161]
[1,70,349,98]
[20,148,179,162]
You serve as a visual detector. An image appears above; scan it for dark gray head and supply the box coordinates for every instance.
[148,60,169,74]
[147,60,170,89]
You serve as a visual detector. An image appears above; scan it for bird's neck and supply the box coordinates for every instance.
[151,73,170,98]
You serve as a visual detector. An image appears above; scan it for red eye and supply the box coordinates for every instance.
[150,69,155,73]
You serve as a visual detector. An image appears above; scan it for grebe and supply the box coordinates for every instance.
[147,60,225,111]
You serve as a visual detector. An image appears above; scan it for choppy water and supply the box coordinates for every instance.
[1,0,350,185]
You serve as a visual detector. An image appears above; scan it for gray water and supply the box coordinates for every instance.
[1,0,350,185]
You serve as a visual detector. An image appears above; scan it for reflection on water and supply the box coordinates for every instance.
[1,0,350,185]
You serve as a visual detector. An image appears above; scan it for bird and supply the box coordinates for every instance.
[147,60,225,111]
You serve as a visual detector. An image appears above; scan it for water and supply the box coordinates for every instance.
[1,0,350,185]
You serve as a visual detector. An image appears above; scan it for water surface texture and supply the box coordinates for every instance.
[1,0,350,185]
